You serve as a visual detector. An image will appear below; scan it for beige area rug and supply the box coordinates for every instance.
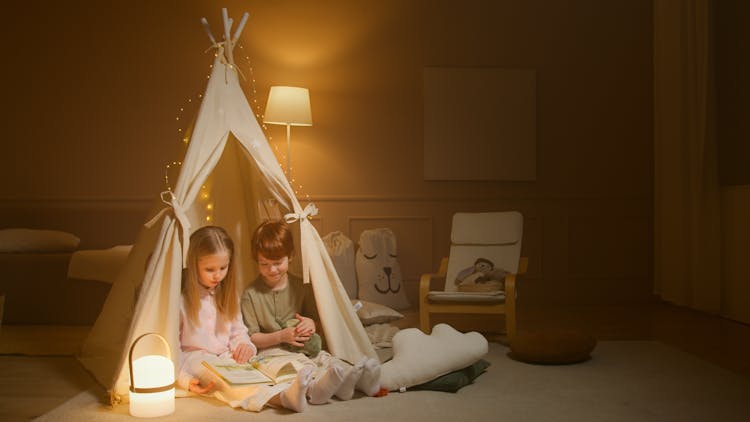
[35,341,750,422]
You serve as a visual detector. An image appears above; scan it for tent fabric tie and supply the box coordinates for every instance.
[144,191,192,267]
[209,42,246,82]
[284,203,319,224]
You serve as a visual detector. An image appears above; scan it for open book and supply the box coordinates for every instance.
[202,352,308,385]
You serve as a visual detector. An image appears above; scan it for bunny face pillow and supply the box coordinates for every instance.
[356,228,410,310]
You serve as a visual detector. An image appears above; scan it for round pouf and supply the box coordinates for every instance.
[509,330,597,365]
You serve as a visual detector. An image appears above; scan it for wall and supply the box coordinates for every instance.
[716,0,750,185]
[0,0,654,305]
[721,187,750,324]
[715,1,750,324]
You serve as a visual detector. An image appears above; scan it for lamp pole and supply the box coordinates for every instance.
[286,123,292,181]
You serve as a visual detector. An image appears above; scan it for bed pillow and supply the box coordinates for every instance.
[352,299,404,325]
[0,228,81,253]
[380,323,488,391]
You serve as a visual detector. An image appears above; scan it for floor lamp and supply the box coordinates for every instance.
[263,86,313,182]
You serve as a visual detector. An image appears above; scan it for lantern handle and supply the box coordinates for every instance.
[129,332,175,394]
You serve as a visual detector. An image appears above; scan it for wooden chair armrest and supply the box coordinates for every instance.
[518,256,529,275]
[419,257,448,334]
[504,259,526,340]
[505,272,517,296]
[504,256,527,299]
[419,257,448,297]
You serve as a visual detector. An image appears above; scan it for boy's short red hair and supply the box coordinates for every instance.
[251,220,294,260]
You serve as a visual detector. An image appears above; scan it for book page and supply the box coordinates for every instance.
[202,357,272,385]
[253,352,309,383]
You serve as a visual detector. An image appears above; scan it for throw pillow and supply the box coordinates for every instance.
[352,299,404,325]
[380,323,488,391]
[356,228,410,310]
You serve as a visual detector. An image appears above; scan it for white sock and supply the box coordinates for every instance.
[335,358,366,401]
[308,365,345,405]
[356,357,382,396]
[279,366,312,412]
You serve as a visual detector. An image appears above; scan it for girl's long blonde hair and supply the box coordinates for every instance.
[182,226,239,328]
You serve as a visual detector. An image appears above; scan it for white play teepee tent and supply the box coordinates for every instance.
[78,9,376,403]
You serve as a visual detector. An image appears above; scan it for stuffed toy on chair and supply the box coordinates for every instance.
[454,257,506,292]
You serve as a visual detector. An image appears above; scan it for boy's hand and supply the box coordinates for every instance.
[281,326,309,347]
[233,342,255,364]
[188,378,215,394]
[294,313,316,336]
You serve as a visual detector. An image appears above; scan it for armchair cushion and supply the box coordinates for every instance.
[452,212,523,245]
[443,212,523,293]
[426,290,505,303]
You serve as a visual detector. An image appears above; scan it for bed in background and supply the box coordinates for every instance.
[67,245,132,285]
[0,229,119,325]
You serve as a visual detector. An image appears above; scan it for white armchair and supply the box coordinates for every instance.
[419,211,528,341]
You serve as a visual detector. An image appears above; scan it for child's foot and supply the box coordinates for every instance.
[308,365,345,404]
[334,357,366,401]
[280,366,313,412]
[356,357,382,396]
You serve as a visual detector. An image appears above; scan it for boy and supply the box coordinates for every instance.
[241,220,382,400]
[241,220,321,355]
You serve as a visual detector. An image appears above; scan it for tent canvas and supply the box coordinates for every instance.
[78,10,376,403]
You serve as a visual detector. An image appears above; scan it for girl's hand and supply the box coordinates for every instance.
[188,378,215,394]
[294,313,316,336]
[233,343,255,364]
[281,326,309,347]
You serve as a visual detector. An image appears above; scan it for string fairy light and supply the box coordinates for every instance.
[201,185,213,223]
[163,37,312,215]
[237,42,311,201]
[163,161,182,192]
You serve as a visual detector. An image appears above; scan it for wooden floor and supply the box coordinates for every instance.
[1,302,749,421]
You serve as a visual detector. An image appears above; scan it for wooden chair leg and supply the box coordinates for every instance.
[419,306,430,334]
[505,274,517,342]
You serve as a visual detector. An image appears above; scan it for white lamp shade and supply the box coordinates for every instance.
[129,355,175,417]
[263,86,313,126]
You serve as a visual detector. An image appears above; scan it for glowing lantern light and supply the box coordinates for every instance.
[128,333,175,417]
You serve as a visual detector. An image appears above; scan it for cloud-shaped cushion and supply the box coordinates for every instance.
[380,324,488,391]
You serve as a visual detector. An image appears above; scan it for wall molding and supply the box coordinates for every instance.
[301,194,652,203]
[0,194,653,204]
[0,197,154,207]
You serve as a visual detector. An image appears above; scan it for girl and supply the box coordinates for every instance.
[242,220,382,402]
[178,225,311,412]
